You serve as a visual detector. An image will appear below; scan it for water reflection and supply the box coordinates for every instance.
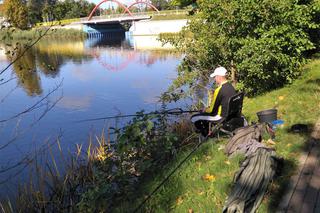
[0,34,184,196]
[2,39,93,96]
[2,36,180,97]
[6,44,42,96]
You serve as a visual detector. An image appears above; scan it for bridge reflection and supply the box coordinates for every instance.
[1,35,180,96]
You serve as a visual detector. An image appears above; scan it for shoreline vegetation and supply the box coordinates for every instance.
[0,59,319,212]
[0,0,319,211]
[0,28,87,40]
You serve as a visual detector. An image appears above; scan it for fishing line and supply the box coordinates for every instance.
[75,108,198,123]
[133,120,224,212]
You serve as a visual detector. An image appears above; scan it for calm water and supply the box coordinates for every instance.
[0,34,186,196]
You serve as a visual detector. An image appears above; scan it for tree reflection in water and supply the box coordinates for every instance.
[4,39,93,96]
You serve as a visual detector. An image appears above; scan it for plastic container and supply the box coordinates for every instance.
[271,119,284,130]
[256,109,277,123]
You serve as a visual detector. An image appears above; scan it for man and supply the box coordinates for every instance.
[191,66,236,136]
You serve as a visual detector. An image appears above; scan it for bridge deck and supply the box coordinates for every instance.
[78,15,151,24]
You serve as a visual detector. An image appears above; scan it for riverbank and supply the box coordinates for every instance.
[115,59,320,212]
[0,28,86,40]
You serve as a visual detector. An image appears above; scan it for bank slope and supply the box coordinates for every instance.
[116,59,320,212]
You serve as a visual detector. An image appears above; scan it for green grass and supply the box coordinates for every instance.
[151,13,189,20]
[0,28,86,40]
[115,140,244,212]
[116,59,320,212]
[35,18,81,27]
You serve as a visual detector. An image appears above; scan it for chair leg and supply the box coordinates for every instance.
[208,122,212,136]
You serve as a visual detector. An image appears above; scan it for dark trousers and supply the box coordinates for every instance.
[194,120,210,136]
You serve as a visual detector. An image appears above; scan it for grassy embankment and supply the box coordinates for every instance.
[0,28,86,40]
[117,59,320,212]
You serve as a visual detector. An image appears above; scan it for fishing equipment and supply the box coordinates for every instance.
[75,108,198,123]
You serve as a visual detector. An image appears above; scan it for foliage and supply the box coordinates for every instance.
[123,59,320,212]
[170,0,196,9]
[3,0,28,29]
[0,3,4,16]
[308,0,320,52]
[27,0,43,26]
[151,12,189,20]
[0,28,86,40]
[2,0,96,26]
[151,0,171,10]
[77,111,195,212]
[163,0,318,97]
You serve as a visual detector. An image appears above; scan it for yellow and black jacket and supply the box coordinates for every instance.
[205,81,236,117]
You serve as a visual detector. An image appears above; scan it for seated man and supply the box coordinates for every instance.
[191,66,236,136]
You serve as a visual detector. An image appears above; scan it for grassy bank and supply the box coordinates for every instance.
[151,13,189,20]
[119,59,320,212]
[0,28,86,40]
[1,58,318,211]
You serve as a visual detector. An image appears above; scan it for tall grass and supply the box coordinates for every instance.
[0,28,86,41]
[0,131,108,212]
[116,59,320,212]
[0,112,195,212]
[1,59,318,212]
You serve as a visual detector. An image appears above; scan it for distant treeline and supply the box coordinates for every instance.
[0,0,194,30]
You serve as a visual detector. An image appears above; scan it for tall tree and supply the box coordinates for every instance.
[166,0,317,97]
[27,0,43,26]
[151,0,170,10]
[3,0,28,29]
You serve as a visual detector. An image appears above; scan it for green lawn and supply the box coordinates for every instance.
[116,59,320,212]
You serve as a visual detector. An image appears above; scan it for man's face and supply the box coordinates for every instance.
[214,76,220,84]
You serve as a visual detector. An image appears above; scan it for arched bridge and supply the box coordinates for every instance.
[77,0,159,37]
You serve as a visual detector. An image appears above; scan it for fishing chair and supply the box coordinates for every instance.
[208,92,247,138]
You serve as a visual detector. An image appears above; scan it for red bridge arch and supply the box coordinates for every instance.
[88,0,133,21]
[126,1,159,13]
[88,0,159,21]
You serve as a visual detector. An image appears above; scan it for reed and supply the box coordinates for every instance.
[0,110,195,212]
[0,28,86,41]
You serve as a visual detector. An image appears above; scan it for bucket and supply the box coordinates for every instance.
[256,109,277,123]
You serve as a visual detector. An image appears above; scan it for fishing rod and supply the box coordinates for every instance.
[133,119,224,212]
[75,108,199,123]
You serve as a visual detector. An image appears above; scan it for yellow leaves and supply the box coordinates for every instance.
[176,196,183,206]
[266,139,276,146]
[197,190,204,195]
[224,160,231,165]
[278,96,285,101]
[202,173,216,182]
[218,145,225,151]
[286,143,292,147]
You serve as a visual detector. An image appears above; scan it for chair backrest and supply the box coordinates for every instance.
[225,92,244,121]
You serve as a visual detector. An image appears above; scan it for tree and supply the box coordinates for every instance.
[170,0,195,9]
[79,0,96,17]
[0,3,4,16]
[166,0,317,97]
[3,0,28,29]
[151,0,170,10]
[27,0,43,26]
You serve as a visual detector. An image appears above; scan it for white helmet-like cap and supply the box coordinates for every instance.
[210,66,227,78]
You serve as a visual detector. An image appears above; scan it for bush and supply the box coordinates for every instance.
[164,0,318,97]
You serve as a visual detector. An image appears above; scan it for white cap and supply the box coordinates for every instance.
[210,66,227,78]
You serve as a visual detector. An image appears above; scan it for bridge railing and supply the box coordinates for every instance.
[80,9,189,22]
[37,9,189,26]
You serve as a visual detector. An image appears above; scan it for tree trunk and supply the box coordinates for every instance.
[230,60,237,87]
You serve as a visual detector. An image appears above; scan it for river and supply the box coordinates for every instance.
[0,34,187,197]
